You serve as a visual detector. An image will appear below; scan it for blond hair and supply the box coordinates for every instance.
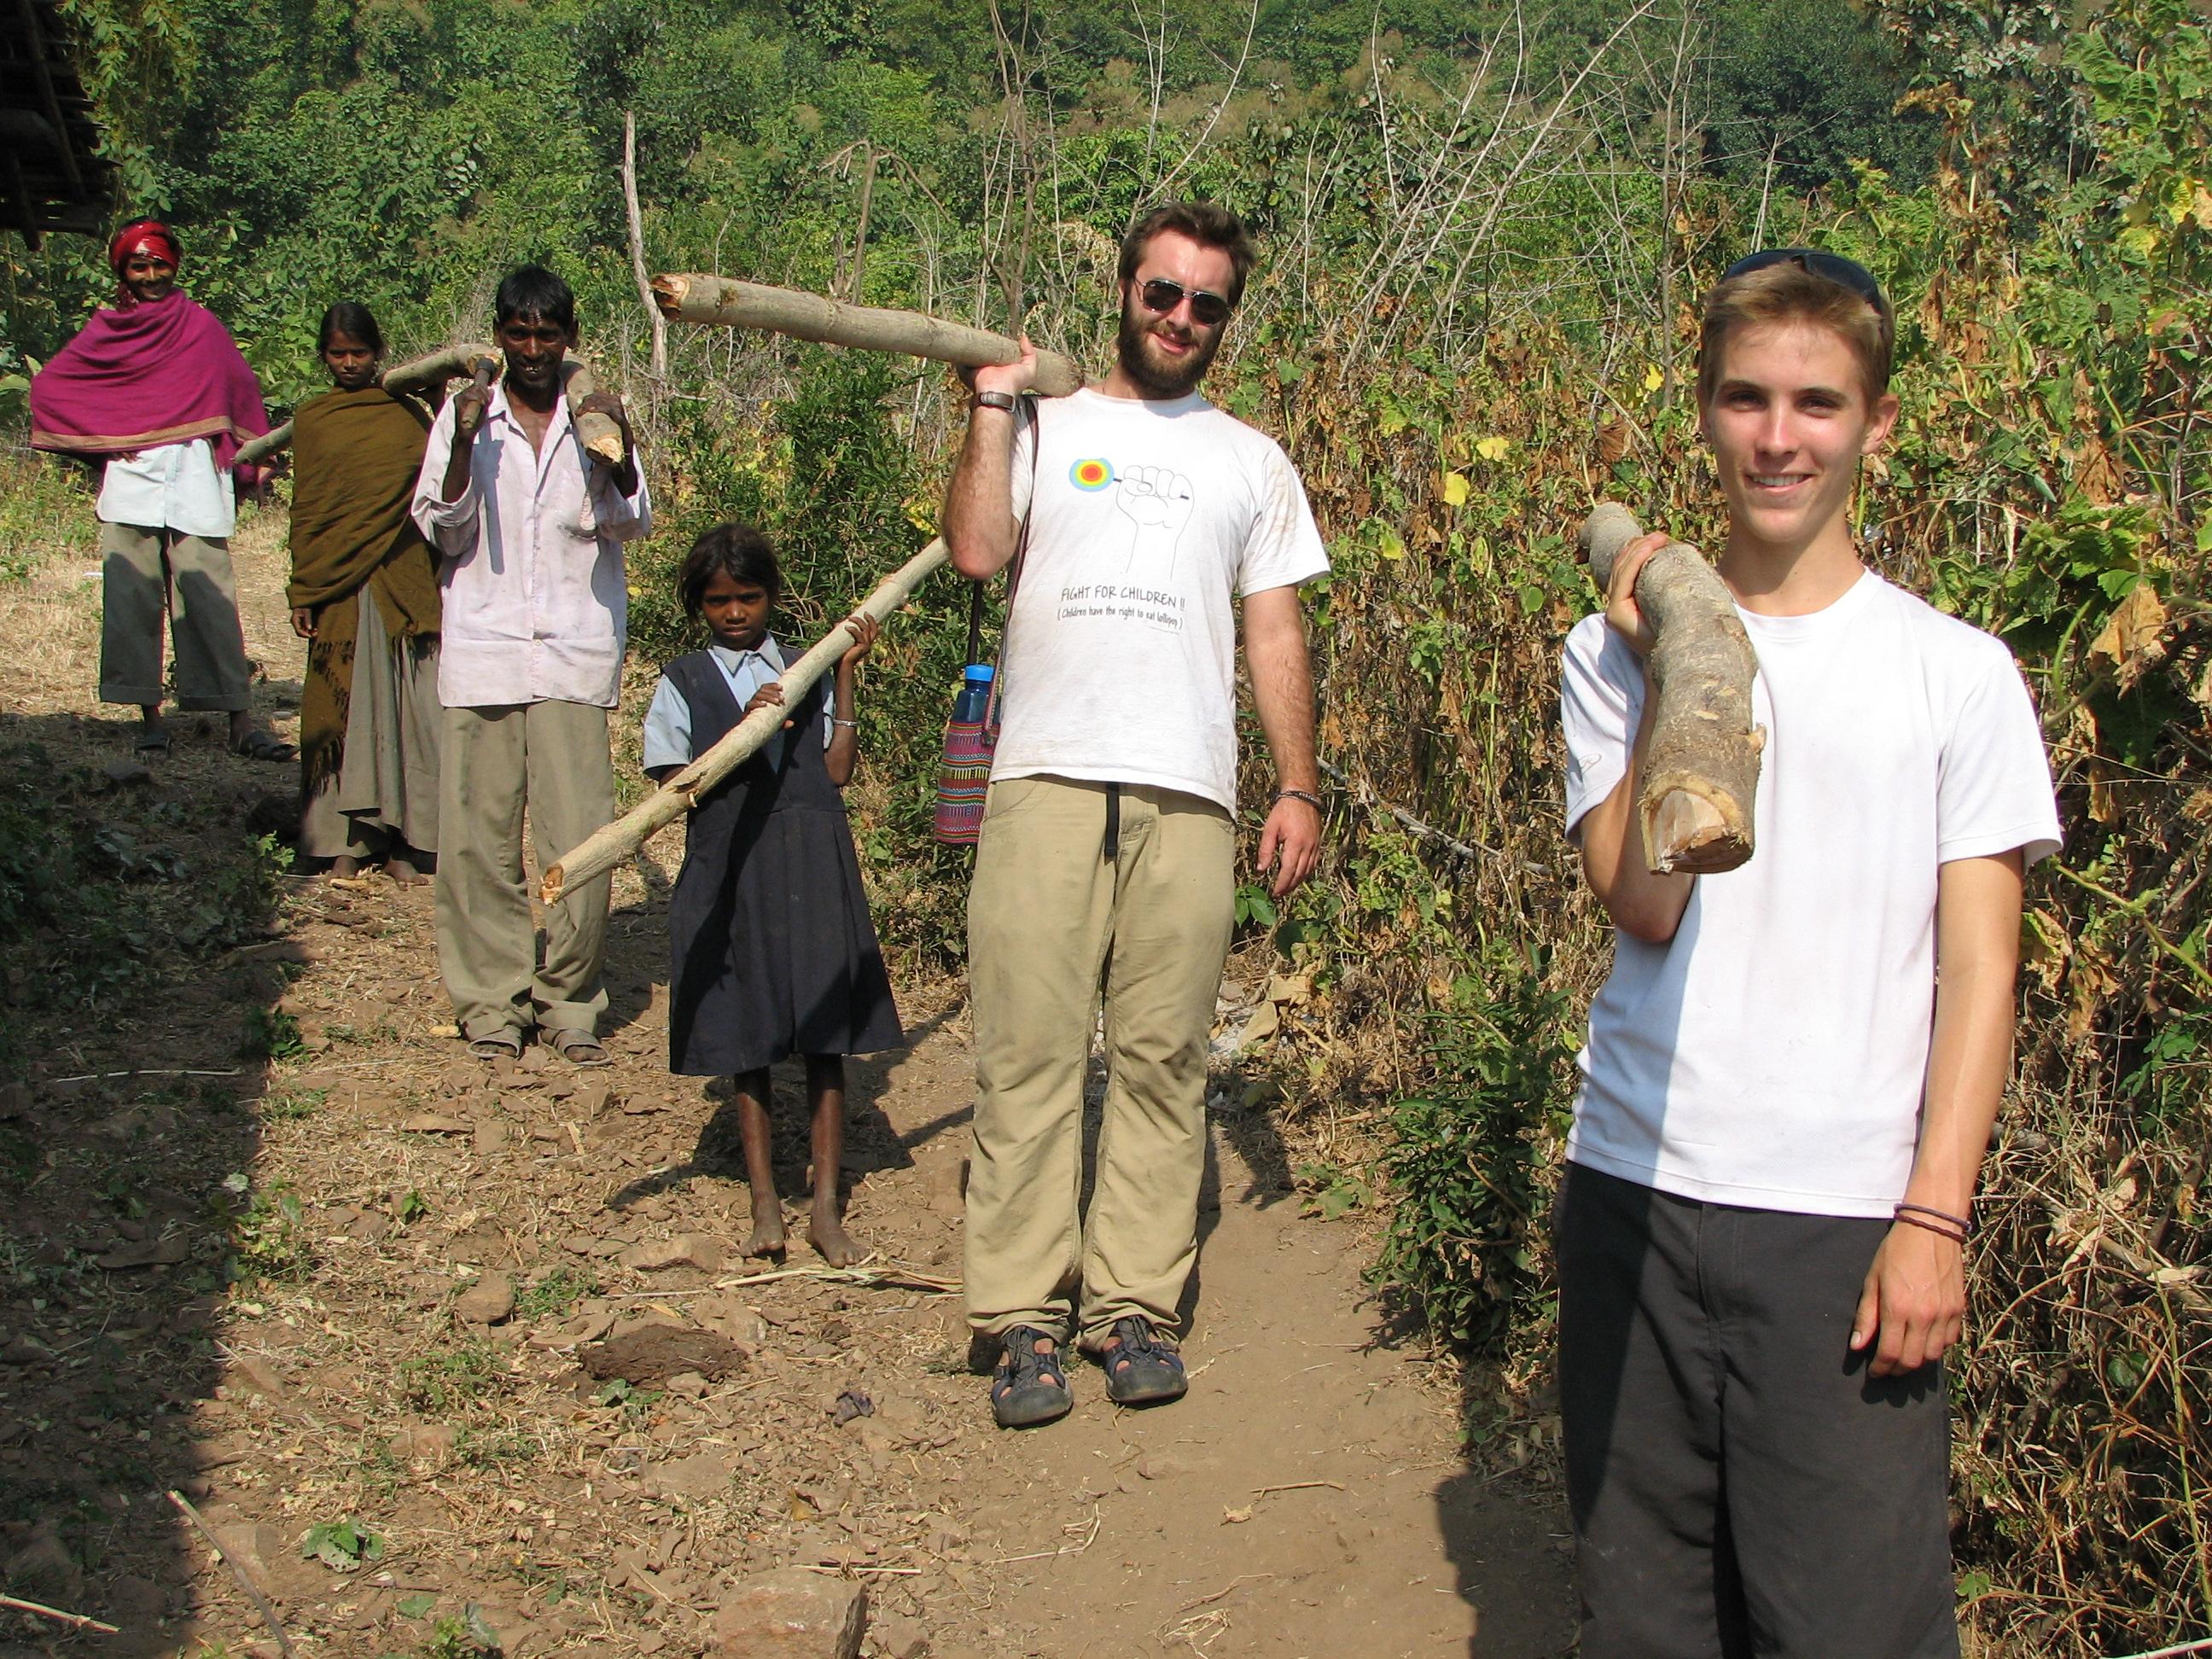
[1697,260,1895,409]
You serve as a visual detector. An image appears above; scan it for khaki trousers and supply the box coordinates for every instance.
[97,520,252,711]
[435,701,613,1041]
[964,776,1235,1347]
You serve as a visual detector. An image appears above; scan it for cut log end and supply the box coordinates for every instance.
[1643,788,1753,876]
[538,865,567,905]
[649,273,688,319]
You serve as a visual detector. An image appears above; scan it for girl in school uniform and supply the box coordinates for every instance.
[641,523,905,1266]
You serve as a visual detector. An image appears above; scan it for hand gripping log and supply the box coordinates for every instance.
[651,274,1086,398]
[538,538,953,906]
[232,347,626,468]
[1578,503,1765,875]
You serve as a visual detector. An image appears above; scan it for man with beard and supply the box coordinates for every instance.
[942,201,1329,1429]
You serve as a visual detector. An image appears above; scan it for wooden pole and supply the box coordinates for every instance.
[539,538,953,906]
[651,273,1085,398]
[234,346,626,468]
[621,111,667,381]
[1578,503,1765,875]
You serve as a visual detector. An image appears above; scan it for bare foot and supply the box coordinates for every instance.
[808,1212,863,1267]
[386,852,428,886]
[331,856,364,878]
[743,1196,787,1259]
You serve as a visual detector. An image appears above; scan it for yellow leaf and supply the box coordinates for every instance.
[1642,365,1664,393]
[1377,527,1406,561]
[1474,435,1511,462]
[2089,582,2168,691]
[1441,471,1470,506]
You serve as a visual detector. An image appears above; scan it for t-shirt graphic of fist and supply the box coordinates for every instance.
[1115,465,1195,586]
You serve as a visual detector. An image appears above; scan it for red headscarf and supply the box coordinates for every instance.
[108,219,181,284]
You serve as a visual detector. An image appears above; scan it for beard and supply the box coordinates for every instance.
[1115,300,1222,399]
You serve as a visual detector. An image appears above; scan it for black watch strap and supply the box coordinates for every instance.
[972,389,1018,414]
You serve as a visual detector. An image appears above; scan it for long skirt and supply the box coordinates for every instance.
[300,596,441,859]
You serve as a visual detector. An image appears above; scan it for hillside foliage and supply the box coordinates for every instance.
[2,0,2206,1649]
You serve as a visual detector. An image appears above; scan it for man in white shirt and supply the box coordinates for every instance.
[411,265,649,1067]
[1557,250,2060,1656]
[942,202,1330,1429]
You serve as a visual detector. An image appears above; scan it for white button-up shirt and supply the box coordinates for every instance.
[639,637,835,773]
[411,383,652,710]
[97,440,235,538]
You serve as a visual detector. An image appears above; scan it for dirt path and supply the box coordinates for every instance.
[0,498,1572,1658]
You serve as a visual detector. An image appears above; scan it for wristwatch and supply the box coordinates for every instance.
[972,389,1018,415]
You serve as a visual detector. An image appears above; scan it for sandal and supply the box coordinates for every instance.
[134,729,171,756]
[467,1027,524,1062]
[990,1325,1073,1429]
[229,728,298,764]
[546,1028,610,1068]
[1095,1315,1187,1406]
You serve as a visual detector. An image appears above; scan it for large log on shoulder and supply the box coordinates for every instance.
[234,346,626,468]
[652,274,1086,398]
[1578,503,1764,876]
[538,538,954,906]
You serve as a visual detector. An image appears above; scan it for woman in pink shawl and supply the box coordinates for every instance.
[29,220,293,760]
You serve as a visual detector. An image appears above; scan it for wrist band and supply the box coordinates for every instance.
[1892,1208,1969,1245]
[831,718,859,729]
[1273,789,1324,812]
[972,390,1017,415]
[1884,1212,1973,1238]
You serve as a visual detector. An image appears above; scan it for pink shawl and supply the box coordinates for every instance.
[29,290,269,470]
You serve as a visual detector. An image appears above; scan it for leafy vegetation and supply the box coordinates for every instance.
[3,0,2206,1646]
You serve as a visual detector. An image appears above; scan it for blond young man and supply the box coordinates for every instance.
[1557,251,2059,1656]
[943,202,1328,1428]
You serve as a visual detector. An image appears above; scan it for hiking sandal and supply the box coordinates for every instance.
[1096,1315,1187,1406]
[228,727,298,764]
[546,1028,610,1068]
[990,1325,1073,1429]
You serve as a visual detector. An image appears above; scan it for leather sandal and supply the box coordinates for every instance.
[546,1028,609,1068]
[990,1325,1073,1429]
[467,1027,523,1062]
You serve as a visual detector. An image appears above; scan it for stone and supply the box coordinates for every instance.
[709,1568,865,1658]
[876,1614,931,1659]
[386,1423,455,1464]
[619,1233,725,1273]
[454,1272,516,1326]
[209,1522,288,1583]
[399,1113,472,1135]
[639,1447,734,1503]
[105,1574,167,1624]
[5,1522,81,1598]
[102,759,152,787]
[473,1119,509,1156]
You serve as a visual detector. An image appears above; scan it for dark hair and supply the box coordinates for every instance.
[494,263,576,333]
[317,301,384,355]
[678,522,781,619]
[1117,201,1258,306]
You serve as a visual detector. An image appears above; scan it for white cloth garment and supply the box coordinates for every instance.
[640,636,834,771]
[97,439,235,538]
[411,383,651,710]
[992,388,1330,811]
[1559,570,2061,1218]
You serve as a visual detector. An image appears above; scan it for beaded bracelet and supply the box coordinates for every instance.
[1273,788,1324,812]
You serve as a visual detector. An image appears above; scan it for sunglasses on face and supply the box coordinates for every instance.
[1723,247,1888,311]
[1136,276,1235,328]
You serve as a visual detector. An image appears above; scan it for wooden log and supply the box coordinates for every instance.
[538,538,953,906]
[1578,502,1764,875]
[233,346,626,468]
[652,273,1086,398]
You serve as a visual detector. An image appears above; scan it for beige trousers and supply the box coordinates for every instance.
[300,597,442,859]
[435,701,613,1041]
[97,520,252,711]
[963,776,1235,1347]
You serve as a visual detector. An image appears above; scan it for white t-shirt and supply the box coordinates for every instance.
[1559,570,2061,1217]
[992,388,1330,811]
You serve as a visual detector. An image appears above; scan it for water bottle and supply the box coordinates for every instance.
[952,663,994,724]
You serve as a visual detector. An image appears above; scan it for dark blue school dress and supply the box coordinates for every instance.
[662,652,905,1075]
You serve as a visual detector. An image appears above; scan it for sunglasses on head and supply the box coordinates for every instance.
[1723,247,1887,311]
[1136,276,1235,328]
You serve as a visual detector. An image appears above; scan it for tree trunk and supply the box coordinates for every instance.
[1578,503,1764,874]
[650,274,1085,398]
[539,538,954,906]
[621,111,667,381]
[234,346,626,467]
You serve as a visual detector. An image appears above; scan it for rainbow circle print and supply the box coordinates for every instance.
[1069,457,1115,492]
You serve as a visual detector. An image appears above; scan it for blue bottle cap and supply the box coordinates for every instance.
[963,664,996,683]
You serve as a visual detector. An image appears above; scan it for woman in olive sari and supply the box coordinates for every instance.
[287,304,442,881]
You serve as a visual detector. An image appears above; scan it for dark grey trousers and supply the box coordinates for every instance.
[1556,1162,1959,1659]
